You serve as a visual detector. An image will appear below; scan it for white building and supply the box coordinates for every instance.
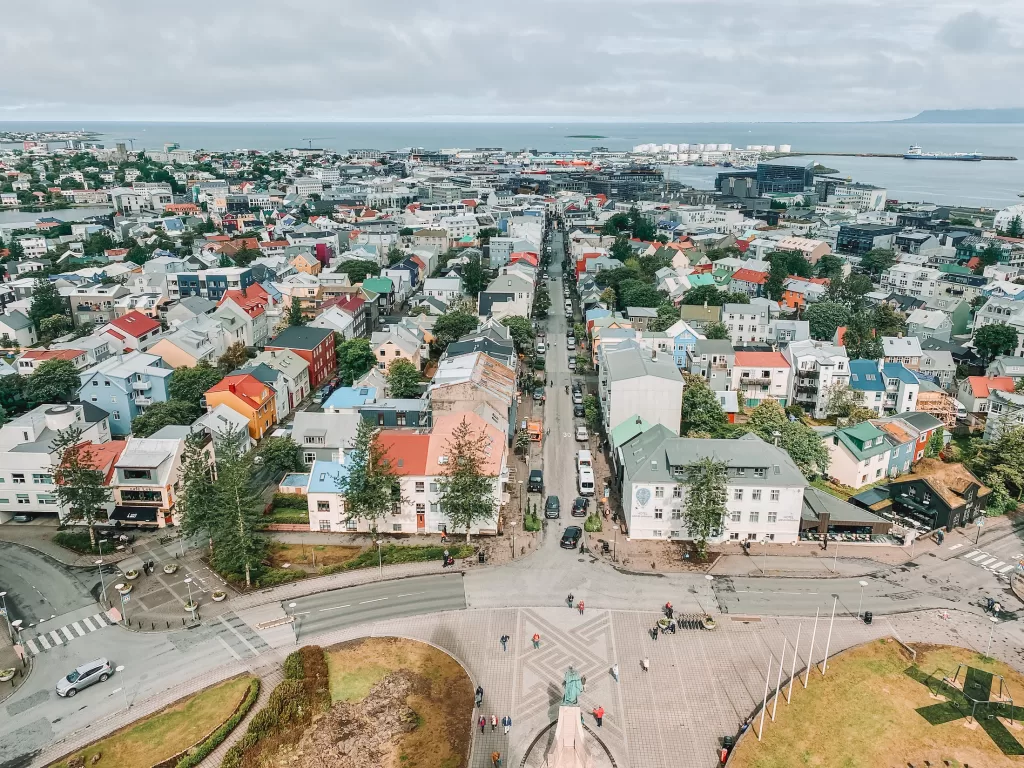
[879,264,941,300]
[598,341,684,436]
[721,303,771,346]
[732,350,792,409]
[783,340,850,419]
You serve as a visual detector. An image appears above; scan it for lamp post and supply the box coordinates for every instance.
[184,577,196,622]
[518,480,524,517]
[986,616,999,656]
[95,559,107,607]
[114,665,130,711]
[857,580,868,619]
[832,536,840,573]
[509,520,517,559]
[0,592,11,639]
[376,539,384,580]
[10,619,22,649]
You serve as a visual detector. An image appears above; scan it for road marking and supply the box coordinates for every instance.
[998,564,1016,573]
[83,617,96,631]
[394,592,426,599]
[60,627,74,641]
[37,634,51,649]
[977,557,998,566]
[216,615,259,656]
[49,631,62,645]
[949,543,965,551]
[359,597,388,604]
[26,639,39,655]
[71,622,85,637]
[216,635,242,661]
[92,613,108,626]
[966,552,989,561]
[291,611,310,616]
[317,604,351,612]
[962,549,978,557]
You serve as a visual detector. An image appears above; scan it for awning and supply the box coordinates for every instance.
[109,506,160,523]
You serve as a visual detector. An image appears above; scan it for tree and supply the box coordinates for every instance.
[684,456,728,559]
[1007,215,1024,239]
[679,376,727,437]
[176,433,217,539]
[254,436,304,479]
[386,358,421,398]
[779,421,830,477]
[610,235,632,262]
[822,382,868,420]
[437,416,496,542]
[336,337,376,385]
[432,311,479,354]
[816,254,844,282]
[386,245,405,265]
[336,420,401,532]
[26,359,79,403]
[210,442,265,587]
[970,426,1024,508]
[0,373,26,414]
[462,255,485,297]
[286,298,306,326]
[28,277,65,333]
[126,245,149,266]
[703,321,729,340]
[765,259,786,301]
[599,287,616,306]
[332,259,379,283]
[218,341,250,372]
[647,303,682,333]
[842,313,883,360]
[583,394,600,428]
[39,314,70,341]
[872,303,907,338]
[477,227,499,245]
[618,279,663,308]
[925,429,945,459]
[131,400,201,437]
[500,316,534,352]
[51,426,111,547]
[6,238,25,261]
[974,323,1019,364]
[168,362,224,408]
[747,399,787,440]
[975,242,1004,274]
[514,430,531,456]
[627,206,656,241]
[860,248,897,277]
[805,301,850,341]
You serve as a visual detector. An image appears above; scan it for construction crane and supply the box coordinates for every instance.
[120,138,139,150]
[300,137,334,150]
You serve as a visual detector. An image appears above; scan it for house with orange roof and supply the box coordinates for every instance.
[956,375,1015,418]
[204,373,278,440]
[98,311,162,353]
[16,348,89,375]
[290,251,322,276]
[731,350,792,408]
[730,268,768,299]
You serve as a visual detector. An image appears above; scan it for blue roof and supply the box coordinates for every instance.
[324,386,377,409]
[848,359,885,392]
[307,460,349,493]
[586,308,612,322]
[882,362,919,385]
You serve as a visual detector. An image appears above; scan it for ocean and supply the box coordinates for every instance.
[1,120,1022,208]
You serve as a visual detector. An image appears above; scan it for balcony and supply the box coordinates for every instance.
[740,376,771,386]
[135,396,152,406]
[798,368,819,378]
[796,384,818,394]
[132,380,151,391]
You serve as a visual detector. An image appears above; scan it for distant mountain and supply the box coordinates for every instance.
[898,108,1024,124]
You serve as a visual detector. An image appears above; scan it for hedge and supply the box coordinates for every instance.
[171,678,260,768]
[271,493,308,510]
[52,530,99,554]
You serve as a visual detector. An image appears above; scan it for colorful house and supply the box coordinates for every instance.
[204,372,278,440]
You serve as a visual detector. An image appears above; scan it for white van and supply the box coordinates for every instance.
[578,467,596,496]
[564,299,572,312]
[576,449,593,472]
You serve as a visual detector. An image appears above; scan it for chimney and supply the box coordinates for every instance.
[703,300,708,309]
[229,383,236,393]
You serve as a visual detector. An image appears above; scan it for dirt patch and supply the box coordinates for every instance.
[267,542,364,569]
[320,637,473,768]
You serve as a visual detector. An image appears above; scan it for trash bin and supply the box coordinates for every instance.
[722,735,735,750]
[478,551,486,564]
[863,611,873,625]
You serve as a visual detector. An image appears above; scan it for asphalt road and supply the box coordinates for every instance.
[0,541,101,627]
[283,574,467,640]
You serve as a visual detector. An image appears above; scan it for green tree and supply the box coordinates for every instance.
[218,341,250,372]
[130,400,201,437]
[126,245,149,266]
[51,426,112,547]
[778,421,831,477]
[842,313,883,360]
[176,433,217,539]
[860,248,897,277]
[647,303,682,333]
[0,373,26,414]
[286,298,306,326]
[432,310,479,354]
[6,238,25,261]
[975,242,1004,274]
[618,279,663,308]
[254,436,304,478]
[210,442,265,587]
[477,227,499,245]
[500,316,534,352]
[628,206,655,241]
[601,212,630,236]
[974,323,1019,364]
[386,358,421,398]
[336,420,401,532]
[599,287,616,306]
[28,277,65,333]
[924,429,945,459]
[816,254,845,281]
[437,416,496,542]
[1007,215,1024,239]
[747,399,787,440]
[805,301,851,341]
[682,285,730,306]
[336,337,376,385]
[387,245,405,265]
[583,394,601,429]
[679,376,727,437]
[332,259,379,283]
[872,303,907,338]
[39,314,70,341]
[610,234,632,262]
[26,359,79,403]
[168,362,224,408]
[703,321,729,340]
[534,288,551,317]
[765,259,786,301]
[684,456,728,559]
[462,254,485,297]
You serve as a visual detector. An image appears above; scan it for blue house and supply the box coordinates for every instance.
[663,320,703,368]
[848,359,886,414]
[324,386,377,412]
[78,351,174,435]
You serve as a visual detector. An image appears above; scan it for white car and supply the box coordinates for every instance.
[575,425,589,442]
[572,391,584,405]
[537,342,546,353]
[567,338,576,349]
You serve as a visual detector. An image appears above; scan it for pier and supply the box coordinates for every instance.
[777,151,1017,161]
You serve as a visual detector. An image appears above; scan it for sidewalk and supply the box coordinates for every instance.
[0,524,159,567]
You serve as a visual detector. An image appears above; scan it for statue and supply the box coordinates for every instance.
[546,667,594,768]
[562,666,583,706]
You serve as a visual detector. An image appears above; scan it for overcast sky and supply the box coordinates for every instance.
[1,0,1020,122]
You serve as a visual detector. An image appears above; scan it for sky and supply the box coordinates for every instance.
[1,0,1021,122]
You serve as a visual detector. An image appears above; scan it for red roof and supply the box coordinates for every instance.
[220,283,270,318]
[732,268,767,284]
[692,263,713,274]
[261,240,289,248]
[106,311,160,338]
[376,432,430,475]
[735,240,750,253]
[734,351,790,368]
[207,373,274,409]
[76,441,127,485]
[966,375,1014,398]
[20,349,84,362]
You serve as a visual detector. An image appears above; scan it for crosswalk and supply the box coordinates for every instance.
[959,548,1022,578]
[23,612,113,655]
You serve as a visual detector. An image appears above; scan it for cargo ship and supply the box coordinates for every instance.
[903,145,982,161]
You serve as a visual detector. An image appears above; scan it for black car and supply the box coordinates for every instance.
[560,526,583,549]
[544,495,561,519]
[533,387,544,401]
[573,403,585,417]
[571,497,590,517]
[527,469,544,493]
[572,380,583,393]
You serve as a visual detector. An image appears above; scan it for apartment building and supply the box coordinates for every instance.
[783,340,850,419]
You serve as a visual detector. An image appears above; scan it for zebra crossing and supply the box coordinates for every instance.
[959,548,1022,578]
[23,612,113,655]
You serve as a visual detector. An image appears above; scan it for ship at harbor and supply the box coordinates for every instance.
[903,145,982,161]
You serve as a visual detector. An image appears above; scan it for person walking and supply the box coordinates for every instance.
[490,714,498,731]
[578,600,585,615]
[500,634,509,652]
[611,663,619,683]
[593,706,604,727]
[475,686,484,707]
[581,674,587,692]
[502,714,512,735]
[532,632,541,649]
[641,657,650,672]
[566,593,574,608]
[479,715,486,734]
[491,751,502,768]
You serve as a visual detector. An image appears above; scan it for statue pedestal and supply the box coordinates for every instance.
[545,706,594,768]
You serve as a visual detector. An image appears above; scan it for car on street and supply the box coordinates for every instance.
[571,497,590,517]
[544,495,561,519]
[57,658,113,698]
[575,425,588,441]
[12,513,34,523]
[560,526,583,549]
[572,380,583,393]
[528,469,544,493]
[568,359,576,371]
[566,337,575,349]
[572,391,584,405]
[536,342,546,353]
[573,403,585,417]
[533,388,544,401]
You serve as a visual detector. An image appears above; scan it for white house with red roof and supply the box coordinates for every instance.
[956,375,1015,417]
[16,348,90,375]
[98,310,162,353]
[731,350,792,408]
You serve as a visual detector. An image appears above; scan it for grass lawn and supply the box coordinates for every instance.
[810,477,887,501]
[326,637,472,768]
[50,676,253,768]
[729,640,1024,768]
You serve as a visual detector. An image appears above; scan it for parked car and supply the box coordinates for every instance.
[573,403,585,417]
[12,513,34,523]
[536,342,546,354]
[560,526,583,549]
[528,469,544,493]
[571,497,590,517]
[572,380,583,393]
[544,495,561,519]
[533,388,545,401]
[572,391,584,405]
[56,658,113,698]
[566,337,575,349]
[575,425,589,441]
[568,359,576,371]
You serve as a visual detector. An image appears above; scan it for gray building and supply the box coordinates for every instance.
[291,411,361,466]
[687,339,736,392]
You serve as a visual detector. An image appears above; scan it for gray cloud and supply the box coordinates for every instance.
[0,0,1021,121]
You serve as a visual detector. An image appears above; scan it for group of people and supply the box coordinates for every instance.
[441,548,455,568]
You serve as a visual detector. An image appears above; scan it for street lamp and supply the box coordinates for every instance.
[95,559,107,607]
[97,538,108,557]
[114,665,130,711]
[509,520,517,559]
[985,616,999,656]
[518,480,524,516]
[376,539,384,579]
[184,577,196,621]
[0,592,10,639]
[857,580,868,619]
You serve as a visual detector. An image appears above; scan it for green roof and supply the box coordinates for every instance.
[688,274,715,287]
[363,276,394,293]
[610,415,653,450]
[834,422,890,461]
[939,263,972,275]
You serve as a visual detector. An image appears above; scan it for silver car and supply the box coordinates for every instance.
[57,658,113,697]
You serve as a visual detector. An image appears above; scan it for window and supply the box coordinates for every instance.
[672,485,682,499]
[37,493,56,504]
[747,533,757,540]
[396,412,406,426]
[652,530,662,537]
[752,489,762,501]
[416,503,426,514]
[304,452,316,464]
[671,511,683,520]
[318,519,331,532]
[654,511,663,519]
[429,482,439,493]
[754,468,766,478]
[770,489,780,502]
[655,486,664,498]
[112,411,121,421]
[736,468,745,476]
[124,469,152,480]
[11,473,25,484]
[749,510,759,523]
[317,500,330,512]
[415,481,425,493]
[32,473,52,485]
[16,494,30,504]
[392,523,403,532]
[345,519,357,531]
[730,532,740,540]
[767,510,777,524]
[922,491,931,504]
[104,380,110,386]
[733,489,743,501]
[730,510,741,523]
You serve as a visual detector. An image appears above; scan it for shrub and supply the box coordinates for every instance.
[283,650,304,680]
[317,544,473,575]
[271,493,308,510]
[523,513,541,532]
[52,530,98,554]
[174,678,260,768]
[583,514,602,533]
[256,567,307,588]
